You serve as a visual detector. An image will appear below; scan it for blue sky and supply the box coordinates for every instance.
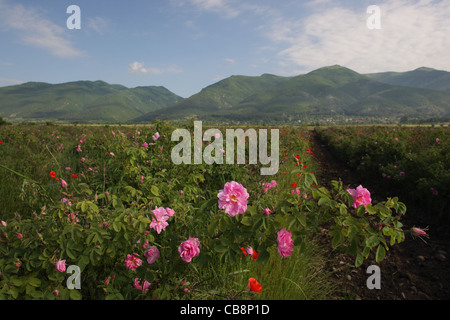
[1,0,449,98]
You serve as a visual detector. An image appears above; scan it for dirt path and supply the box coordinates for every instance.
[309,130,450,300]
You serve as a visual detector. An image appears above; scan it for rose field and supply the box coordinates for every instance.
[0,121,447,300]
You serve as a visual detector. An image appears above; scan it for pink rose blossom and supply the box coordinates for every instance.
[142,142,148,148]
[263,208,271,216]
[152,132,160,141]
[411,227,427,237]
[124,254,143,271]
[56,260,66,272]
[277,228,294,257]
[347,185,372,209]
[144,246,160,264]
[150,206,170,234]
[60,179,68,188]
[1,221,6,227]
[166,207,175,217]
[134,278,151,292]
[217,181,249,217]
[17,233,23,239]
[178,238,200,263]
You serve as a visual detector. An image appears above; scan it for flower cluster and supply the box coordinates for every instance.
[217,181,249,217]
[149,206,175,234]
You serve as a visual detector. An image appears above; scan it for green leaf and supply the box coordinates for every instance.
[240,216,253,226]
[66,247,76,260]
[356,205,366,217]
[150,185,159,196]
[70,289,82,300]
[297,213,307,228]
[366,235,380,248]
[207,216,220,236]
[375,244,386,262]
[355,251,363,267]
[81,201,87,213]
[112,222,120,233]
[28,277,41,288]
[318,197,328,206]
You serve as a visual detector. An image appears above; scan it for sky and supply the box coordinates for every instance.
[1,0,450,98]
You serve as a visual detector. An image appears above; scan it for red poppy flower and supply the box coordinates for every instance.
[49,171,56,178]
[303,165,307,169]
[252,252,259,262]
[291,182,297,187]
[72,174,78,179]
[248,278,262,294]
[0,142,3,144]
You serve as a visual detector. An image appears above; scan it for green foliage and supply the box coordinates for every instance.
[315,125,450,223]
[0,123,413,300]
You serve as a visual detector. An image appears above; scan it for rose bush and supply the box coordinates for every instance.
[0,122,420,299]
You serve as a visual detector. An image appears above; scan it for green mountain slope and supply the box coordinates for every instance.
[0,81,182,122]
[133,73,290,122]
[135,65,450,123]
[365,67,450,92]
[220,66,450,121]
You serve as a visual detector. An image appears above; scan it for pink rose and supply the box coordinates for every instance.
[152,132,160,141]
[411,227,427,237]
[60,179,68,189]
[263,208,271,216]
[134,278,150,292]
[1,221,6,227]
[347,185,372,209]
[178,238,200,263]
[56,260,66,272]
[124,254,142,271]
[165,207,175,217]
[150,206,169,234]
[217,181,249,217]
[144,246,160,264]
[277,228,294,257]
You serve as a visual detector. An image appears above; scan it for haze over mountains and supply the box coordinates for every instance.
[1,65,450,123]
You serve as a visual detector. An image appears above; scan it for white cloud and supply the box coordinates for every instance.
[0,0,84,58]
[224,58,235,64]
[0,77,24,86]
[265,0,450,74]
[86,16,109,35]
[128,61,184,75]
[187,0,240,18]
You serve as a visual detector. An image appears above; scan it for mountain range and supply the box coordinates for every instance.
[0,80,183,123]
[1,65,450,123]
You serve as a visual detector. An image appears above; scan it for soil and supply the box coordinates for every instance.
[309,130,450,300]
